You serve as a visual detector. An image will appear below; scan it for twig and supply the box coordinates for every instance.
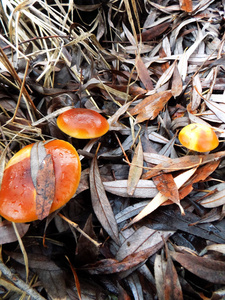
[0,260,46,300]
[58,213,101,247]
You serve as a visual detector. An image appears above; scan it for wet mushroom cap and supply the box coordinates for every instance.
[57,108,109,139]
[178,123,219,152]
[0,140,81,223]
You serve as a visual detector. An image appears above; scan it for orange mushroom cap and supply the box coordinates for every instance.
[178,123,219,152]
[57,108,109,139]
[0,140,81,223]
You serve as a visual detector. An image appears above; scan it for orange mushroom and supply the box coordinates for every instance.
[57,108,109,139]
[0,140,81,223]
[178,123,219,152]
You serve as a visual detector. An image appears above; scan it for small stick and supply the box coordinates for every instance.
[58,213,101,248]
[0,260,46,300]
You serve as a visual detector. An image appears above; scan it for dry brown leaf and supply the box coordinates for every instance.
[164,252,183,300]
[137,22,171,42]
[154,252,183,300]
[127,140,143,196]
[84,248,159,275]
[130,90,172,123]
[36,154,55,220]
[136,55,154,90]
[142,151,225,180]
[153,173,179,203]
[128,167,197,227]
[171,62,183,97]
[90,156,120,244]
[179,0,193,12]
[178,160,220,200]
[170,251,225,284]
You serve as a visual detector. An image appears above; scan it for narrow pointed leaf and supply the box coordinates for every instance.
[136,56,154,90]
[36,154,55,220]
[142,151,225,180]
[170,251,225,284]
[90,156,120,244]
[127,140,143,196]
[128,168,197,227]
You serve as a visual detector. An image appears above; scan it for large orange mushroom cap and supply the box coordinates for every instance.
[57,108,109,139]
[178,123,219,152]
[0,140,81,223]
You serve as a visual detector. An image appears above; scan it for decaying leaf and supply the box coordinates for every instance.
[127,140,143,196]
[178,160,220,200]
[35,154,55,220]
[143,151,225,180]
[90,156,120,244]
[153,173,179,203]
[171,62,183,97]
[129,90,172,123]
[2,0,225,298]
[84,248,160,275]
[135,55,154,90]
[128,167,197,227]
[154,251,183,300]
[170,250,225,284]
[179,0,193,12]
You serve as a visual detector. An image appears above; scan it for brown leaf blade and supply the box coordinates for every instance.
[170,251,225,284]
[36,154,55,220]
[179,0,193,12]
[143,151,225,180]
[153,173,179,203]
[171,62,183,97]
[136,56,154,90]
[131,91,172,123]
[164,253,183,300]
[90,156,120,244]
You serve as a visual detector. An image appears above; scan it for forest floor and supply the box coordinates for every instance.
[0,0,225,299]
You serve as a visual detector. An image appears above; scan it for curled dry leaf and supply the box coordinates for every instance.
[84,248,160,275]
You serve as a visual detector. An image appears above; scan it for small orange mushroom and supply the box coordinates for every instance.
[0,140,81,223]
[178,123,219,152]
[57,108,109,139]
